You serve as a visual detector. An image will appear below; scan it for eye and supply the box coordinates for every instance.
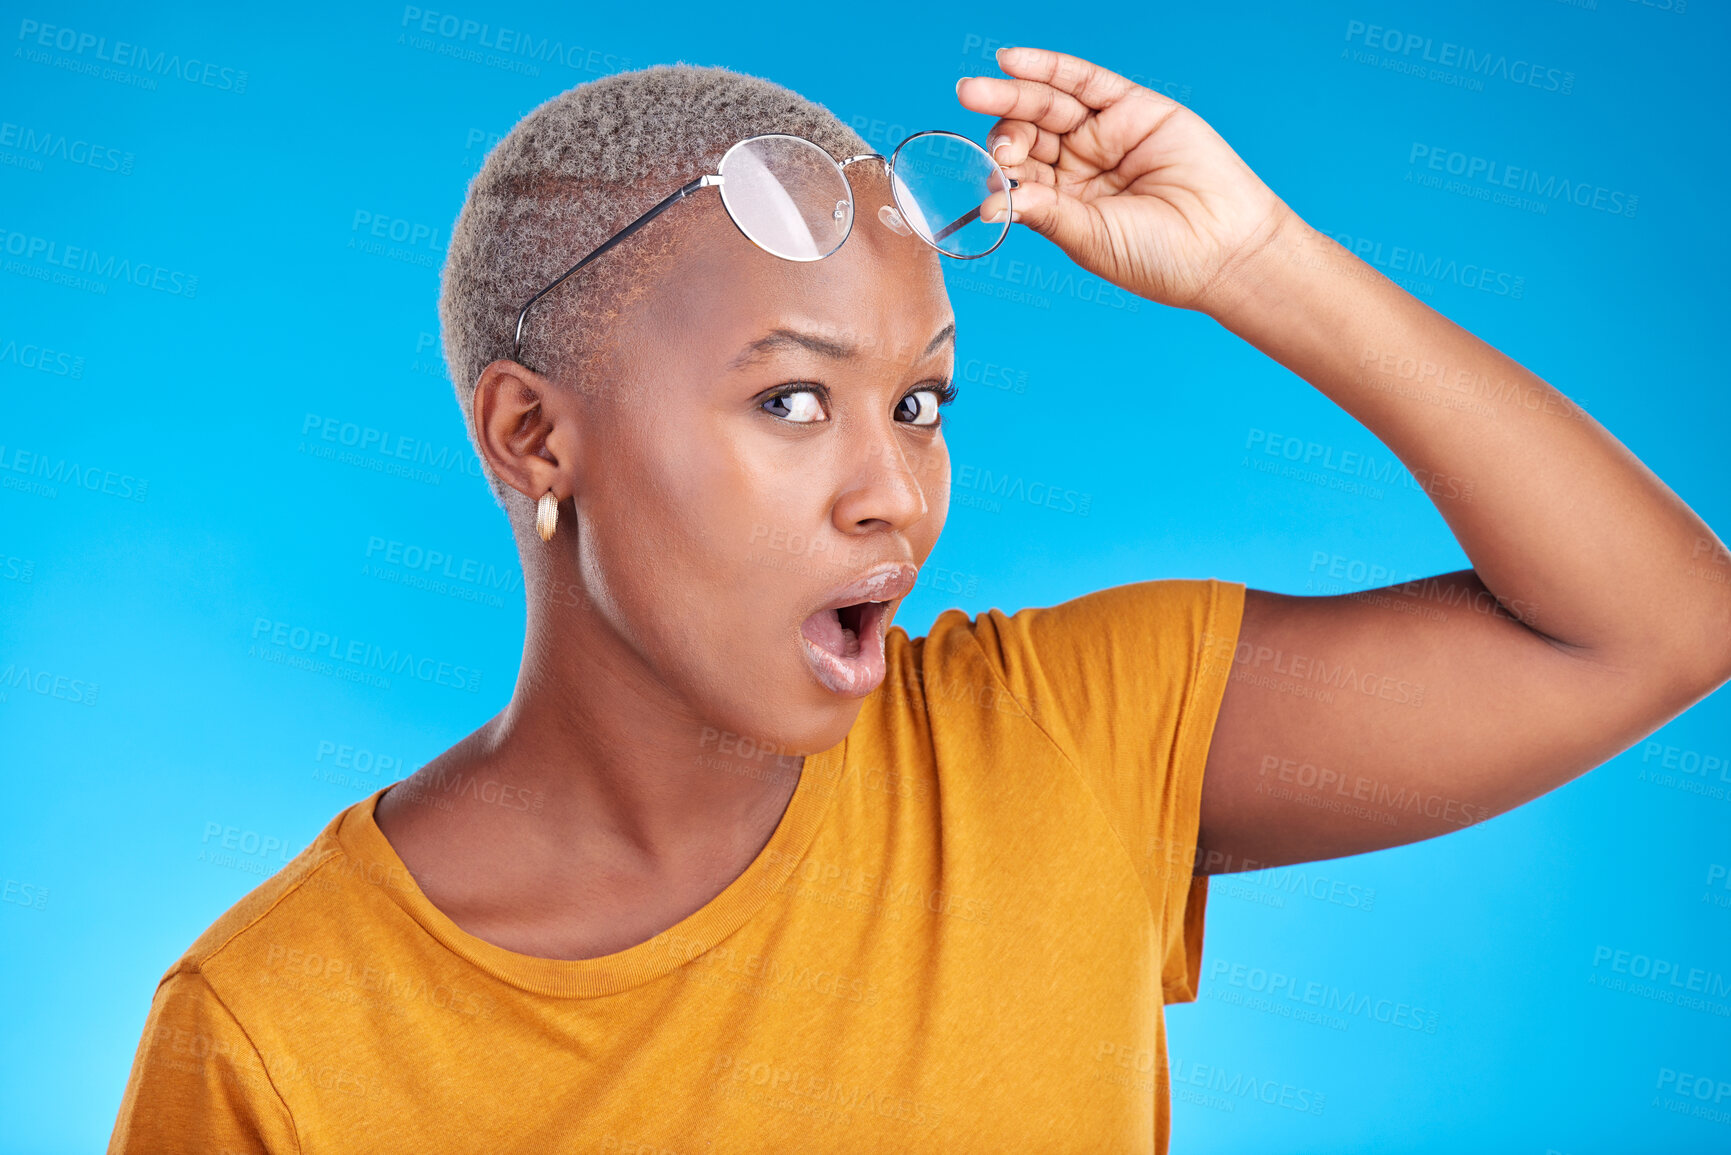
[895,380,958,428]
[761,386,827,423]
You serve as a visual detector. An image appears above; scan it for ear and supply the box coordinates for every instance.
[471,359,582,503]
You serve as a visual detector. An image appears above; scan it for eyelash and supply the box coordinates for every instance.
[762,380,958,427]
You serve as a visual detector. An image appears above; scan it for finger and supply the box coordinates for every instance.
[956,73,1093,138]
[982,178,1101,255]
[983,119,1063,169]
[993,45,1143,113]
[995,148,1058,192]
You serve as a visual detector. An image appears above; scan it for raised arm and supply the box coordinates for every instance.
[959,46,1731,872]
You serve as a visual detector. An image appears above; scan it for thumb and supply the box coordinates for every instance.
[990,179,1100,257]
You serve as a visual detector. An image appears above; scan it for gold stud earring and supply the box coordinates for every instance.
[536,490,558,542]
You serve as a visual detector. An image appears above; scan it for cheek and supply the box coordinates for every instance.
[567,425,714,623]
[587,423,790,620]
[685,428,832,561]
[922,455,951,556]
[928,455,951,527]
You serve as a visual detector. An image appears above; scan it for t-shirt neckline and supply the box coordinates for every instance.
[335,735,849,999]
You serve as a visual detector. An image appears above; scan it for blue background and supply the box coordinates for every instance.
[3,1,1727,1151]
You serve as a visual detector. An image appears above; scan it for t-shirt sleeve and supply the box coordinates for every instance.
[960,578,1246,1005]
[108,965,300,1154]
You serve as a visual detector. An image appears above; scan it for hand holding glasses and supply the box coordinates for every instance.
[511,129,1019,368]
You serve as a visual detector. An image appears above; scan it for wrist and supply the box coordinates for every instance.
[1194,205,1316,330]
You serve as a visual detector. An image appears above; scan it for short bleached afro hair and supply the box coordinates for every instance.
[438,62,869,520]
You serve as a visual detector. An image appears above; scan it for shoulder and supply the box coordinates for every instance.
[154,794,380,996]
[889,578,1243,696]
[873,578,1245,765]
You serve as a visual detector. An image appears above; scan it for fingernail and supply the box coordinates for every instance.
[955,76,967,93]
[990,139,1011,163]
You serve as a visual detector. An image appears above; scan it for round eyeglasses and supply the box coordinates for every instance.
[511,129,1019,367]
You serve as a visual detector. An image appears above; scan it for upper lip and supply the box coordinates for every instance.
[808,562,919,615]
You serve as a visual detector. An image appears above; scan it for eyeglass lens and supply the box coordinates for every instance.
[888,132,1011,256]
[716,136,853,260]
[716,132,1009,262]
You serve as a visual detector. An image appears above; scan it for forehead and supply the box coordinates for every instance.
[725,318,956,374]
[613,186,953,370]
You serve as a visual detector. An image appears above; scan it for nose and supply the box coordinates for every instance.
[831,424,936,537]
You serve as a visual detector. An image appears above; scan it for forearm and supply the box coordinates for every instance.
[1199,211,1731,684]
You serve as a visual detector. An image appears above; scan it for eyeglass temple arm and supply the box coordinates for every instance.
[512,173,721,364]
[930,176,1019,245]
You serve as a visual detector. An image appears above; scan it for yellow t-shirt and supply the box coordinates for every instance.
[110,578,1245,1154]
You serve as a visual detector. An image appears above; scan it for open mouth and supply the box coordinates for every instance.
[799,599,892,696]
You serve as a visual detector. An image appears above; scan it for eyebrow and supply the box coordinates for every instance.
[725,320,956,371]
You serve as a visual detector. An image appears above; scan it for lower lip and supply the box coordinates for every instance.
[799,600,890,697]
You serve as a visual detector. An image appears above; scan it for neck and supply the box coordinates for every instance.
[452,570,804,872]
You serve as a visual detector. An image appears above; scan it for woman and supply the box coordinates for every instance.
[110,46,1731,1153]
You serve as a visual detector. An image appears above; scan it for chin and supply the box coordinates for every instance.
[750,688,866,761]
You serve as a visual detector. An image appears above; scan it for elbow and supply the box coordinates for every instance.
[1664,585,1731,701]
[1708,609,1731,691]
[1687,537,1731,686]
